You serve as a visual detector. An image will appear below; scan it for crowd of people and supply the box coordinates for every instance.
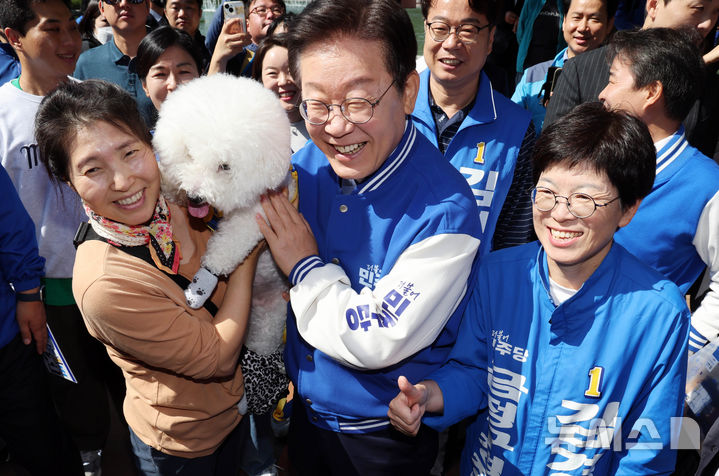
[1,0,719,474]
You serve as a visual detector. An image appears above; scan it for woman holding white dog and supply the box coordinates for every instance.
[35,79,261,476]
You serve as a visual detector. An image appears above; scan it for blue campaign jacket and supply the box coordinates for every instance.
[426,241,689,475]
[412,69,532,257]
[285,121,481,433]
[0,165,45,349]
[615,127,719,295]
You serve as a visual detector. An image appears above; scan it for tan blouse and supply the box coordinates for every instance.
[72,206,243,457]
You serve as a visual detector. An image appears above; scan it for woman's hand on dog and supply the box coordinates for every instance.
[207,19,252,75]
[257,191,318,277]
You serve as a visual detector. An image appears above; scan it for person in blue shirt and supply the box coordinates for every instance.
[255,0,481,473]
[512,0,616,134]
[74,0,156,127]
[389,102,689,475]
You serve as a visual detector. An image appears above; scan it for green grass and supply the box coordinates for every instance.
[407,8,426,56]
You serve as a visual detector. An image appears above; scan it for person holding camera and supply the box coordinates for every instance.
[206,0,285,76]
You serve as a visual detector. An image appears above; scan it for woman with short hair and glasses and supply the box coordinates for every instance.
[389,102,690,475]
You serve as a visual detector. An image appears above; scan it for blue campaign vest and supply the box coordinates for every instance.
[412,69,531,257]
[614,127,719,293]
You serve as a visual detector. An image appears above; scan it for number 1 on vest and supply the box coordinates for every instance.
[585,366,603,398]
[474,142,485,164]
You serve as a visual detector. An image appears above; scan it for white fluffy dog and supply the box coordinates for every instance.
[153,74,292,413]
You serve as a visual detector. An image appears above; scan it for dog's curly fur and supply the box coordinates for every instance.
[153,74,291,357]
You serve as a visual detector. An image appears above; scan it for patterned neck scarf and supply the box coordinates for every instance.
[83,195,181,274]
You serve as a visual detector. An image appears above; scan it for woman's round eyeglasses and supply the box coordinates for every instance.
[531,187,620,219]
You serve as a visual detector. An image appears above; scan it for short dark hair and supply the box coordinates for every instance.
[421,0,499,25]
[251,32,288,81]
[560,0,618,19]
[0,0,71,35]
[135,26,203,79]
[266,10,296,38]
[288,0,417,91]
[532,102,655,208]
[166,0,201,11]
[607,27,704,122]
[35,80,152,184]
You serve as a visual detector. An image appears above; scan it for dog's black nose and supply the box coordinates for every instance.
[187,195,205,205]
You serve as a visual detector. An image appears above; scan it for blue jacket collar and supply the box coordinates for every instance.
[536,241,619,319]
[655,126,688,181]
[355,119,416,194]
[415,68,497,132]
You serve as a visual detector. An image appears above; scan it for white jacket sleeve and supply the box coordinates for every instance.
[690,191,719,351]
[288,233,479,369]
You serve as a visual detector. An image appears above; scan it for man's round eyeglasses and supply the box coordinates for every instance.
[299,80,396,126]
[249,5,284,16]
[426,21,492,44]
[531,187,620,219]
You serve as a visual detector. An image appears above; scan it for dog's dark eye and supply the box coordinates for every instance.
[218,163,231,171]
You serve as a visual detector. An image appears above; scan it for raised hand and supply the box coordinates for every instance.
[388,376,431,436]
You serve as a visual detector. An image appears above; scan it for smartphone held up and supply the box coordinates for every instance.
[223,1,246,34]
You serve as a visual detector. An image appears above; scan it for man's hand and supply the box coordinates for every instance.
[256,191,319,277]
[16,298,47,355]
[388,376,430,436]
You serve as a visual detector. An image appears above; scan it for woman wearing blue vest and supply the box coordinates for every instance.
[389,102,690,475]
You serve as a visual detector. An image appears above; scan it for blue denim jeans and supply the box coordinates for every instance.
[129,416,248,476]
[239,412,276,475]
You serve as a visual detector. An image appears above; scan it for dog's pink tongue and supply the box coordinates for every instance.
[188,202,210,218]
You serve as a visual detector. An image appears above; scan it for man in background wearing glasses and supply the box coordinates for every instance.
[413,0,536,260]
[74,0,155,126]
[255,0,481,473]
[204,0,284,77]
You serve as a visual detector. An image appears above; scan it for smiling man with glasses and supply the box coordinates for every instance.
[253,0,481,473]
[413,0,537,260]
